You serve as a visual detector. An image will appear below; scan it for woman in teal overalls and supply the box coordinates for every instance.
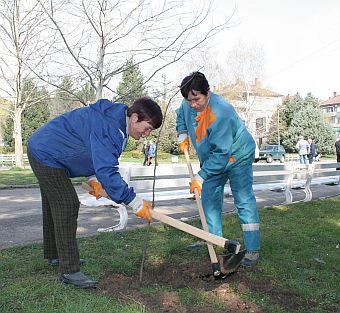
[176,72,260,267]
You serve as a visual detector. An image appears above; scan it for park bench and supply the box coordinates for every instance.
[105,163,310,204]
[79,159,340,232]
[80,161,321,232]
[0,154,29,166]
[305,162,340,198]
[278,161,340,203]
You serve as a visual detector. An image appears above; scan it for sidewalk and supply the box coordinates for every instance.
[0,183,339,250]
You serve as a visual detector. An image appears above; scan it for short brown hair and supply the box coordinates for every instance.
[127,97,163,129]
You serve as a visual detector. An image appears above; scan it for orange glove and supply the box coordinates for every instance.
[189,174,204,197]
[128,196,153,223]
[179,137,190,154]
[189,179,202,197]
[87,179,103,199]
[135,200,153,222]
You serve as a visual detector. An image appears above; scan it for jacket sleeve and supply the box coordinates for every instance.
[198,115,234,180]
[89,127,135,205]
[176,101,188,135]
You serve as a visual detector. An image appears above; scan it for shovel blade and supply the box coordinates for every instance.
[218,249,246,275]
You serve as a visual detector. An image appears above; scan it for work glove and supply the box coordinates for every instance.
[178,133,190,154]
[189,174,204,197]
[87,176,103,199]
[127,196,153,223]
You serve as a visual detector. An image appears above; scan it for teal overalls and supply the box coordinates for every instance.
[176,92,260,251]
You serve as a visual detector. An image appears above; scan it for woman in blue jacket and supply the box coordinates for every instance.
[28,97,162,288]
[176,72,260,270]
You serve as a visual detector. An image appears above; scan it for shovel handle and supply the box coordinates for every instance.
[183,149,219,263]
[81,182,234,249]
[184,149,195,179]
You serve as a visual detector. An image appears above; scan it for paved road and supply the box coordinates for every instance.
[0,184,339,250]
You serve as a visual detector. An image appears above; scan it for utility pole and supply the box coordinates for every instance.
[277,100,280,145]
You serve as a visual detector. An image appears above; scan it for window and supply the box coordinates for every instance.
[256,117,266,134]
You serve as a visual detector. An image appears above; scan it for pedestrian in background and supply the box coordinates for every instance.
[147,139,157,166]
[142,140,150,166]
[308,138,317,164]
[335,138,340,169]
[296,136,310,164]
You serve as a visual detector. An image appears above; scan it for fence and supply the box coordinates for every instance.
[0,154,29,166]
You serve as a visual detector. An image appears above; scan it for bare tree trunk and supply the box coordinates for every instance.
[0,0,51,168]
[95,3,109,100]
[14,0,24,168]
[13,107,24,168]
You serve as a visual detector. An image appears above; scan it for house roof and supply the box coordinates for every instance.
[320,95,340,106]
[216,79,282,100]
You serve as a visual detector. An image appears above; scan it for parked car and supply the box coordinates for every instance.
[256,144,286,163]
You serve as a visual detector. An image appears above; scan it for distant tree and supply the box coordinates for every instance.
[49,76,80,118]
[0,98,11,141]
[77,82,96,106]
[0,0,52,167]
[267,106,287,145]
[3,114,13,151]
[3,80,50,150]
[148,74,179,154]
[304,92,321,109]
[116,58,147,105]
[125,137,138,152]
[280,93,304,126]
[280,93,335,153]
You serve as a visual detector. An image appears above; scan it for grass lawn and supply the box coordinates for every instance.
[0,168,85,187]
[0,197,339,312]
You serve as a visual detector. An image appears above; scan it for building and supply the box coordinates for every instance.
[214,78,283,146]
[320,92,340,136]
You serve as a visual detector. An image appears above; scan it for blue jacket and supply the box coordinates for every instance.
[148,143,156,157]
[176,92,255,180]
[28,99,135,204]
[309,143,316,157]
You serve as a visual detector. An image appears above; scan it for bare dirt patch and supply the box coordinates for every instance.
[98,258,318,313]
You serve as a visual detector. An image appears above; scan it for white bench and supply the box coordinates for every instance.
[0,154,29,166]
[277,161,340,204]
[80,161,340,232]
[305,162,340,196]
[124,161,340,208]
[119,164,200,202]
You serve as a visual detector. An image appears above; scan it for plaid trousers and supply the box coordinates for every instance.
[28,149,80,274]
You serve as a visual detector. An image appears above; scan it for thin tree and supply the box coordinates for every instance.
[37,0,235,102]
[225,40,266,127]
[0,0,53,167]
[3,80,50,149]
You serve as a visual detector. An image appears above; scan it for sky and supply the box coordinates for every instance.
[191,0,340,100]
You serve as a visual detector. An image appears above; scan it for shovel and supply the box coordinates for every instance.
[82,182,245,275]
[183,149,245,276]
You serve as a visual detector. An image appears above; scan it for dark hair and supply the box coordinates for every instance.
[180,71,210,99]
[127,97,163,129]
